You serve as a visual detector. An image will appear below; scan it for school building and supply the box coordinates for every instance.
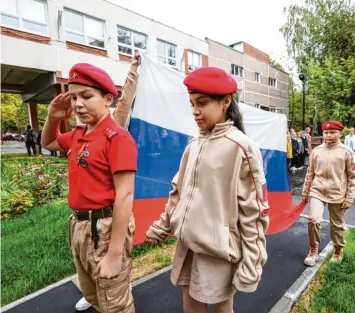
[1,0,289,132]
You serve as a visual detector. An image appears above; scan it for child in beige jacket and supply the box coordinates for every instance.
[144,67,269,313]
[302,120,355,266]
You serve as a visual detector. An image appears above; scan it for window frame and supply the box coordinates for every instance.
[117,25,148,57]
[255,72,260,83]
[269,77,277,88]
[231,64,244,78]
[64,8,105,49]
[0,0,48,36]
[157,39,177,67]
[188,50,201,72]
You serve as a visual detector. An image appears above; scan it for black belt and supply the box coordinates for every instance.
[72,206,113,220]
[71,206,113,249]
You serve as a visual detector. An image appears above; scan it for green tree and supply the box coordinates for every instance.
[1,94,49,133]
[281,0,355,127]
[281,0,355,70]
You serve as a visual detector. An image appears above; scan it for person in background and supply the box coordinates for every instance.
[290,128,299,171]
[305,127,313,165]
[287,130,293,172]
[23,125,37,156]
[302,121,355,266]
[296,131,305,169]
[344,127,355,152]
[36,128,43,155]
[301,131,309,166]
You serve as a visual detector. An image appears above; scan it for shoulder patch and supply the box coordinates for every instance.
[104,127,119,139]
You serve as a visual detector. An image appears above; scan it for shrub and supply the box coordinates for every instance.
[1,157,68,219]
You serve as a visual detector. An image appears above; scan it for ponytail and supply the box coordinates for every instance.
[226,97,245,134]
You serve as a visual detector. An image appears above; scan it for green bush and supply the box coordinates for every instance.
[1,157,68,219]
[2,189,34,219]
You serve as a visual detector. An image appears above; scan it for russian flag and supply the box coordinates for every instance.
[129,53,304,244]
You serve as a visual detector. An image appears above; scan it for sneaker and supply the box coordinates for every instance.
[304,245,319,267]
[75,297,92,311]
[330,248,343,263]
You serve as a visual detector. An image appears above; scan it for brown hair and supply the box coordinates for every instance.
[209,95,245,134]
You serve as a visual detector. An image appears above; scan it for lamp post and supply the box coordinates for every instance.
[299,74,306,129]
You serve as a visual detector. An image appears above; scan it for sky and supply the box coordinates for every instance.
[110,0,301,74]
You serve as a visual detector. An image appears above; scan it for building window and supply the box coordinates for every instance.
[255,72,260,83]
[64,9,105,48]
[157,39,177,66]
[255,103,260,109]
[269,77,277,87]
[0,0,47,35]
[117,26,147,56]
[188,51,201,71]
[231,64,244,77]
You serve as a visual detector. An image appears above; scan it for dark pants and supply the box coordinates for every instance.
[297,153,305,168]
[26,142,36,156]
[51,151,58,157]
[38,144,42,154]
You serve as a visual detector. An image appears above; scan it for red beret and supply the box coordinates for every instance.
[183,67,238,95]
[68,63,118,97]
[322,121,344,131]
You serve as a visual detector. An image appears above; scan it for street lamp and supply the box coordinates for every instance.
[299,74,306,130]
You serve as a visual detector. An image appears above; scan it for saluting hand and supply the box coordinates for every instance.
[48,92,72,121]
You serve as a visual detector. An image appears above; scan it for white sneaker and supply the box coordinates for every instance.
[304,245,319,267]
[75,297,92,311]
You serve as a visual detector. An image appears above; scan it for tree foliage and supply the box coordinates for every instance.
[281,0,355,130]
[1,94,48,133]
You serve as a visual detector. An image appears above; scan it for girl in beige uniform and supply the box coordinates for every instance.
[302,120,355,266]
[145,67,269,313]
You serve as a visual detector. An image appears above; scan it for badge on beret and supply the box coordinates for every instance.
[71,72,78,79]
[326,123,330,128]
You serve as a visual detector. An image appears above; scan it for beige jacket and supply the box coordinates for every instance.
[113,70,139,129]
[147,121,269,293]
[302,142,355,204]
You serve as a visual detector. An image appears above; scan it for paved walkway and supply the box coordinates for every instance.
[3,163,355,313]
[1,141,52,155]
[2,218,332,313]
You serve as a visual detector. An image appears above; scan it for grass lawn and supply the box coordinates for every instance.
[1,200,176,306]
[292,228,355,313]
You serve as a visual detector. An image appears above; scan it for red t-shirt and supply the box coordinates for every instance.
[57,114,137,210]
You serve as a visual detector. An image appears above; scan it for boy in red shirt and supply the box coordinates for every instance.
[42,63,138,313]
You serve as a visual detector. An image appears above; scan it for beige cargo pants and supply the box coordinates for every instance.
[68,214,135,313]
[308,197,346,249]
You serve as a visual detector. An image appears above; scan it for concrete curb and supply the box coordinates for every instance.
[268,241,334,313]
[1,265,173,312]
[1,274,78,312]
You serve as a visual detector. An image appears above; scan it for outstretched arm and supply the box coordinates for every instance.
[113,53,141,129]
